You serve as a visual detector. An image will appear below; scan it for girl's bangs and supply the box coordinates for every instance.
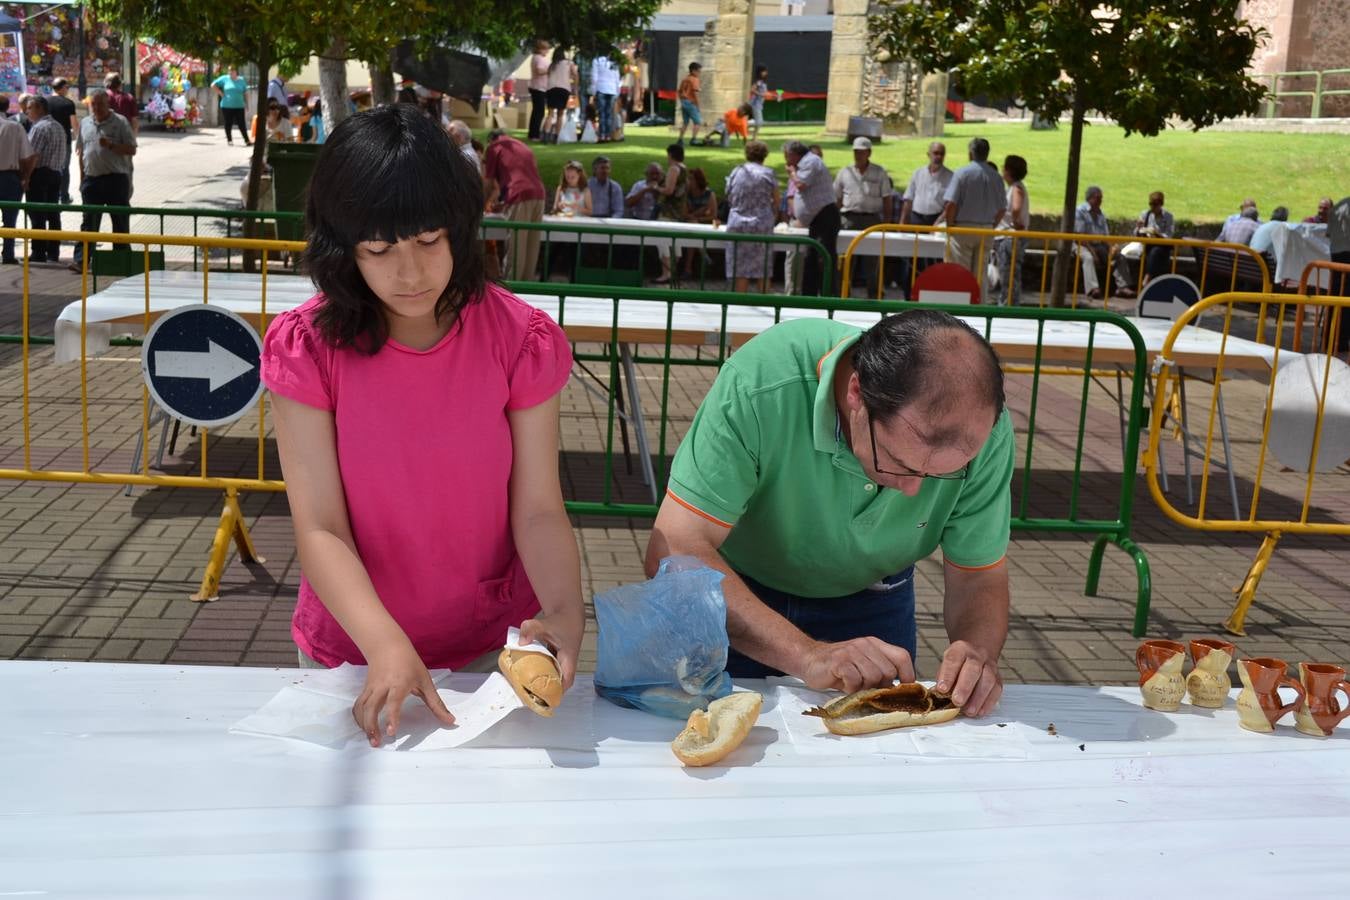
[316,136,459,246]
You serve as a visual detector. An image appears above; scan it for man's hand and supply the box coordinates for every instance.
[353,637,456,747]
[801,637,915,693]
[518,608,584,691]
[934,639,1002,717]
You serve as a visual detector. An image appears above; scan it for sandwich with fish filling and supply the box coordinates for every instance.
[803,682,959,735]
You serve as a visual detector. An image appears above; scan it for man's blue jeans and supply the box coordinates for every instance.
[596,93,615,138]
[725,567,918,679]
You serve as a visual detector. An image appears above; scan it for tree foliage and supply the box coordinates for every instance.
[95,0,660,236]
[870,0,1268,303]
[871,0,1267,137]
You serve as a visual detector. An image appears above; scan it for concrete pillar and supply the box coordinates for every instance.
[917,72,948,137]
[825,0,870,135]
[700,0,755,124]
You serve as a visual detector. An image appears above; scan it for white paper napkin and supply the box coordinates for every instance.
[230,661,528,751]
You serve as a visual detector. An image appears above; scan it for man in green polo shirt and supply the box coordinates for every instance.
[646,309,1013,716]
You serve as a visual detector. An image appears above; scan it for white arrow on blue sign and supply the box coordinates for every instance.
[141,305,265,429]
[1137,273,1201,321]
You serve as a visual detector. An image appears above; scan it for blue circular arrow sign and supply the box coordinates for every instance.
[141,306,264,428]
[1137,273,1201,320]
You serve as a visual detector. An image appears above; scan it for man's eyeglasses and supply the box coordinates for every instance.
[867,414,968,480]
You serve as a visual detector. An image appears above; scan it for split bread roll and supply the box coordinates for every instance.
[803,683,960,735]
[498,647,564,717]
[671,691,763,767]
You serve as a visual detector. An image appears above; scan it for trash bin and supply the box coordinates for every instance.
[266,142,322,241]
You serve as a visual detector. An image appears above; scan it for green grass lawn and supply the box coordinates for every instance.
[510,120,1344,231]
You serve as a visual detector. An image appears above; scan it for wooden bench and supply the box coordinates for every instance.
[1195,246,1273,295]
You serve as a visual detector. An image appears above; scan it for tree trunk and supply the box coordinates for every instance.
[244,42,274,274]
[370,55,395,107]
[319,36,350,134]
[1050,93,1087,308]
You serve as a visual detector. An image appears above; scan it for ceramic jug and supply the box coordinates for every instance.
[1136,639,1186,711]
[1236,657,1305,733]
[1293,662,1350,737]
[1186,638,1236,709]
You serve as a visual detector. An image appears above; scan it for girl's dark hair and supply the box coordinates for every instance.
[754,65,767,80]
[304,104,485,352]
[853,309,1005,436]
[667,142,685,163]
[1003,154,1027,181]
[552,47,567,66]
[688,167,708,193]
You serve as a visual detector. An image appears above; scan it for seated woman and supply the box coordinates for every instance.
[1134,190,1176,284]
[680,167,717,281]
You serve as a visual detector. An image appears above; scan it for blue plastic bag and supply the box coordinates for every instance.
[593,556,734,719]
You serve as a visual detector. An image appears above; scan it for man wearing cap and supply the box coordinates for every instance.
[835,137,893,296]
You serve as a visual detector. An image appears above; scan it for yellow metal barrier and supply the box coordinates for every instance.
[1,227,305,601]
[839,224,1272,309]
[1142,291,1350,635]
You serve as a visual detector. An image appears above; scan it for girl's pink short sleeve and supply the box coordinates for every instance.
[506,307,572,411]
[260,305,334,411]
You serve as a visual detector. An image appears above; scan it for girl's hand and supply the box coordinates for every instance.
[353,637,456,747]
[518,608,584,691]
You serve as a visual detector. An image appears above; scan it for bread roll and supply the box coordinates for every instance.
[803,683,959,735]
[498,647,563,717]
[670,691,763,767]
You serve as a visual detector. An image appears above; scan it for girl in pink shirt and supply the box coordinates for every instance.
[261,105,583,747]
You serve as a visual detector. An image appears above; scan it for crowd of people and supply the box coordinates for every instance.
[0,72,135,269]
[527,41,641,145]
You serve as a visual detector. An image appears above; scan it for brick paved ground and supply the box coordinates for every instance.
[2,129,1348,688]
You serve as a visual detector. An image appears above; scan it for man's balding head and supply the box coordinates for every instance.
[446,119,472,146]
[853,310,1005,448]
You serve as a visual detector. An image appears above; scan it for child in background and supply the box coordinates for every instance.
[262,105,583,747]
[553,160,592,217]
[748,65,768,139]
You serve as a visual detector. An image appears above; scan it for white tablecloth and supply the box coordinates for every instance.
[2,661,1346,897]
[54,271,1282,373]
[481,213,948,258]
[1271,223,1332,285]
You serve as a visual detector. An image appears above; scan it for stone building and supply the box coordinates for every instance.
[1241,0,1350,116]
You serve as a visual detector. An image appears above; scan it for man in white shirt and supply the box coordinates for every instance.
[0,111,36,263]
[901,142,952,227]
[835,137,892,296]
[590,55,621,142]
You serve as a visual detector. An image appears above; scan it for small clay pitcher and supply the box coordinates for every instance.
[1136,639,1186,711]
[1186,638,1236,709]
[1236,657,1306,733]
[1293,662,1350,737]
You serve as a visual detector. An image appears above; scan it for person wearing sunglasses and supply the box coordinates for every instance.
[646,309,1013,718]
